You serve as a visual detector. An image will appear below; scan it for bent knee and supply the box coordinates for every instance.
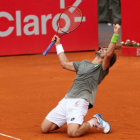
[41,119,51,133]
[41,125,49,133]
[67,130,80,137]
[41,119,59,133]
[67,123,81,137]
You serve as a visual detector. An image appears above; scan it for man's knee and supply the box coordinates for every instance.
[41,122,49,133]
[67,130,80,137]
[41,127,49,133]
[41,119,58,133]
[67,124,81,137]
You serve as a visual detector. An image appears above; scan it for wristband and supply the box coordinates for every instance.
[111,34,119,43]
[56,44,64,55]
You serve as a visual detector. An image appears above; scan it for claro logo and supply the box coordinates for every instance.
[0,11,70,37]
[0,0,85,37]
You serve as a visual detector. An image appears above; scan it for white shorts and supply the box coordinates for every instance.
[46,98,89,127]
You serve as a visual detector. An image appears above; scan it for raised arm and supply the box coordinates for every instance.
[52,35,76,71]
[102,24,121,70]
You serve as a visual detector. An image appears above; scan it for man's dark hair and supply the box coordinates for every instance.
[109,53,117,67]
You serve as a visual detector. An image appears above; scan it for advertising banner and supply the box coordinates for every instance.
[0,0,98,55]
[121,0,140,43]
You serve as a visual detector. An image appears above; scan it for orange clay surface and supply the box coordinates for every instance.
[0,50,140,140]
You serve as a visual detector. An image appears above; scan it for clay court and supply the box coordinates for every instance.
[0,50,140,140]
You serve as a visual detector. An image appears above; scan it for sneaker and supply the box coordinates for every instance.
[93,113,111,134]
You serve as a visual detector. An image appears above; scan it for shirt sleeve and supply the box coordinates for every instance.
[73,62,81,72]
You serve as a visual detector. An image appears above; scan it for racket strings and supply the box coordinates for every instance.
[58,7,83,33]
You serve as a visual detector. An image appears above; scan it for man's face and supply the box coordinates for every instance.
[96,48,108,58]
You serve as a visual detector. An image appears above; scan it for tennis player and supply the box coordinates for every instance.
[41,24,120,137]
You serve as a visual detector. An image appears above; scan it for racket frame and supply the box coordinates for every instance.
[43,6,83,56]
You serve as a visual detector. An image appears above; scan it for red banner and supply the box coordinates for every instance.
[121,0,140,43]
[0,0,98,56]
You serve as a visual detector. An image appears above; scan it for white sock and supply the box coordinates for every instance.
[88,118,97,128]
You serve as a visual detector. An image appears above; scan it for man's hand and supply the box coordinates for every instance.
[52,35,61,46]
[113,24,120,34]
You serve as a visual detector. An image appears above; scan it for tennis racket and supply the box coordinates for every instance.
[43,6,83,56]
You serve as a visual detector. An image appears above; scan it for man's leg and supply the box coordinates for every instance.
[110,0,121,24]
[41,119,59,133]
[41,99,66,133]
[98,0,110,23]
[67,118,98,137]
[67,114,111,137]
[65,98,92,137]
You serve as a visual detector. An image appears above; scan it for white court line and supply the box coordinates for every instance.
[0,133,21,140]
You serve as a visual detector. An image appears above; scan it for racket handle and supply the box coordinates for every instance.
[43,41,55,56]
